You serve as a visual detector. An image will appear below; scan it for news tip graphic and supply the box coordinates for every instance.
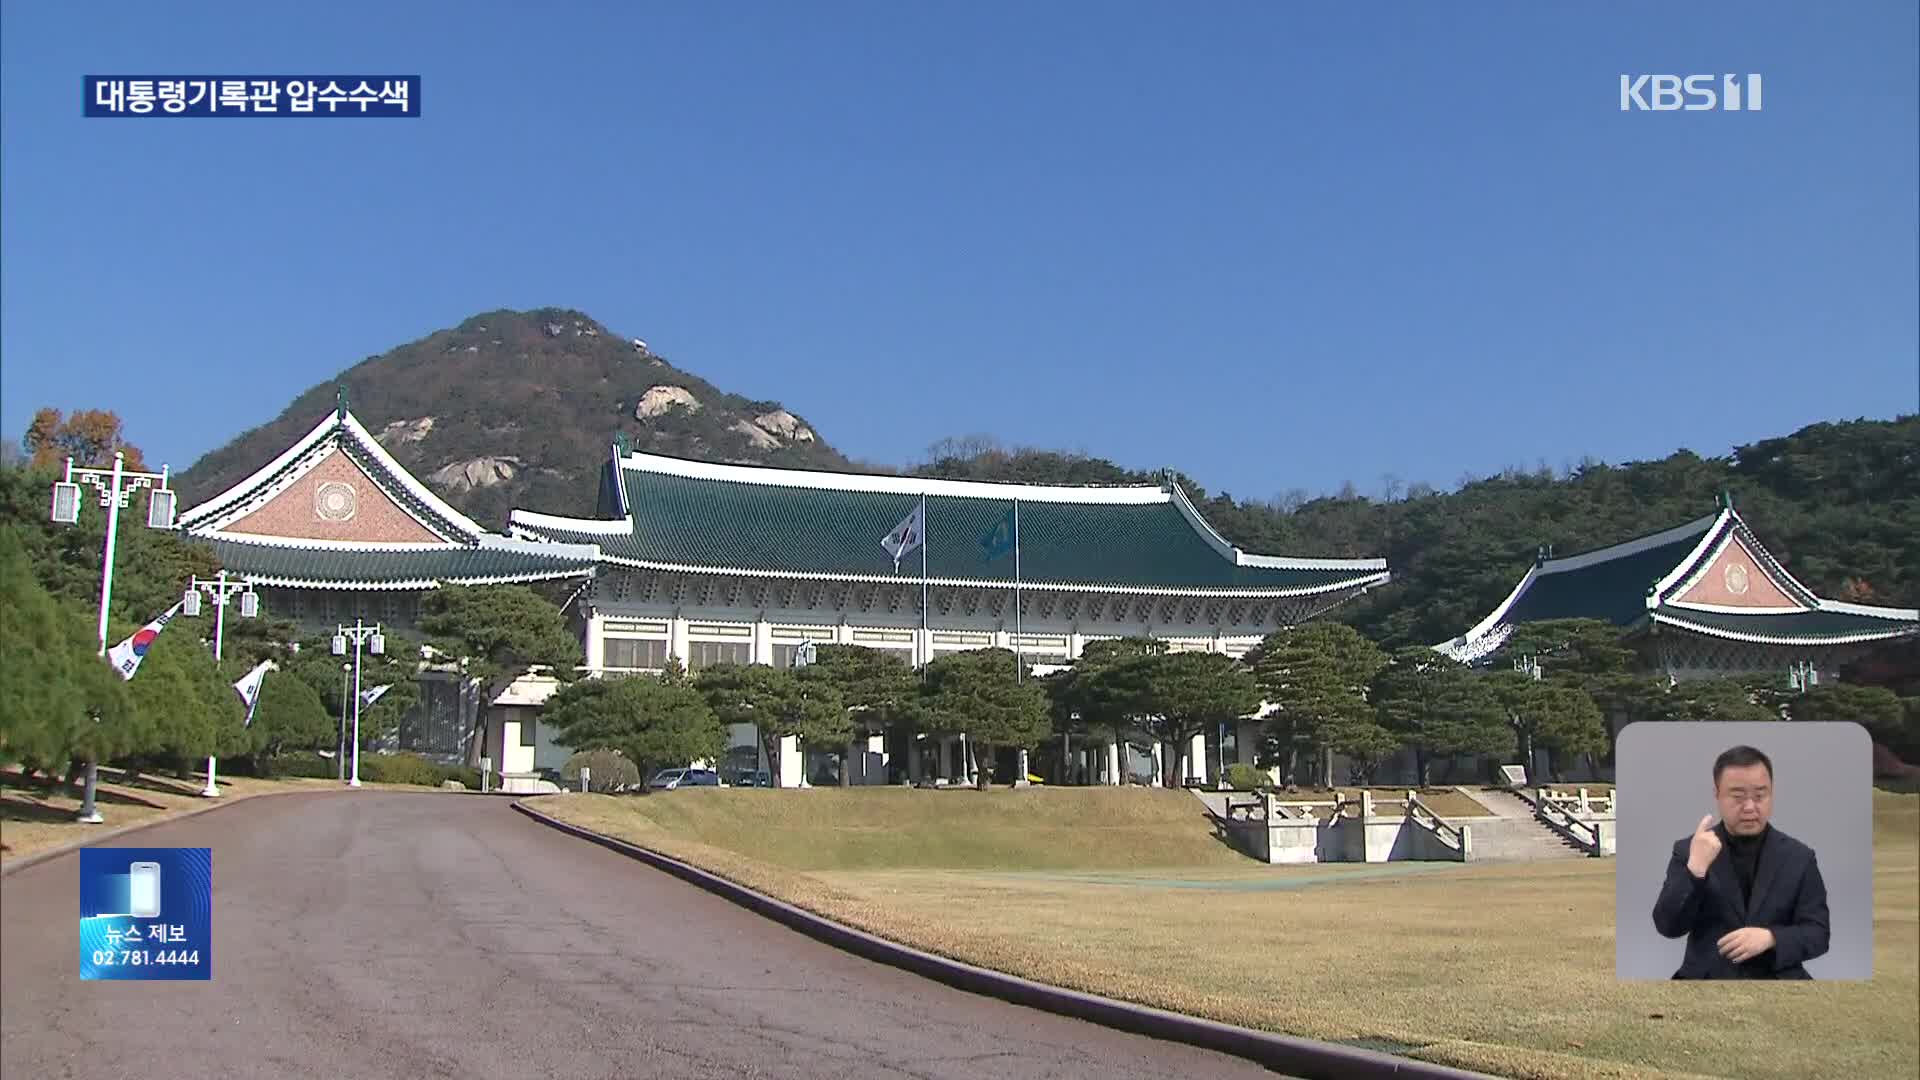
[80,848,212,981]
[84,77,420,117]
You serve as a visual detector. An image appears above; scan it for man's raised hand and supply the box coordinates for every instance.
[1687,814,1721,878]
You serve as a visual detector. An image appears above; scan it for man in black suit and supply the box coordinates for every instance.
[1651,745,1830,979]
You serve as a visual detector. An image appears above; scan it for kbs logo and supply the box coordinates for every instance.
[1620,74,1763,112]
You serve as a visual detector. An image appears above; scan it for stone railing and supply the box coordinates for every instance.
[1539,787,1614,816]
[1533,792,1603,855]
[1404,792,1469,855]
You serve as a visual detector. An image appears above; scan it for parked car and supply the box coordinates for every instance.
[648,768,721,790]
[732,770,771,788]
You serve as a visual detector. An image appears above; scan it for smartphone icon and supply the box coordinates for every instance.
[128,862,161,919]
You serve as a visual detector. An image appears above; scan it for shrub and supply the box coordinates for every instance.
[1225,763,1273,791]
[356,752,446,787]
[254,753,339,779]
[562,748,639,792]
[443,765,482,790]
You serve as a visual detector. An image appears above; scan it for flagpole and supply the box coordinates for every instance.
[919,494,929,679]
[1013,498,1022,684]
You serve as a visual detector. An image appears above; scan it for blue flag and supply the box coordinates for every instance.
[980,507,1016,563]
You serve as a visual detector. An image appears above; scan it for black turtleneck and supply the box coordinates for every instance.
[1724,824,1769,903]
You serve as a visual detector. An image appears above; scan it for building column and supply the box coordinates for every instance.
[668,614,689,668]
[1106,742,1121,786]
[1015,749,1030,787]
[1067,630,1085,661]
[1149,742,1164,786]
[1187,731,1208,784]
[867,732,888,785]
[937,738,951,782]
[909,734,923,784]
[752,616,772,666]
[777,735,803,787]
[992,629,1011,651]
[585,614,606,676]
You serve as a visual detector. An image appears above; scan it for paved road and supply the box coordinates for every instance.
[3,791,1281,1079]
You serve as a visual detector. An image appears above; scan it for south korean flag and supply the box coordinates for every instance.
[232,660,274,728]
[880,497,926,573]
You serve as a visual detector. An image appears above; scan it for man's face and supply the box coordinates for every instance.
[1715,763,1773,836]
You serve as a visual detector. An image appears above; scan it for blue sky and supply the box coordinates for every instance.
[2,2,1914,506]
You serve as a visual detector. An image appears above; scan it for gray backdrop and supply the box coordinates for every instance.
[1614,721,1873,980]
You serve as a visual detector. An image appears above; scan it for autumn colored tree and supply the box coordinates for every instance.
[23,408,148,471]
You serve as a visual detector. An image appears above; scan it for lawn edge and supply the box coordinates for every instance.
[510,797,1496,1080]
[1,783,445,876]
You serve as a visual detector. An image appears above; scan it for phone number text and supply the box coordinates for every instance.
[89,949,200,966]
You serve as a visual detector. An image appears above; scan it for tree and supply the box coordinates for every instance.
[0,527,135,773]
[241,672,332,762]
[1372,647,1512,785]
[695,663,844,787]
[1496,619,1640,683]
[1245,622,1389,787]
[1651,677,1780,724]
[1044,637,1165,783]
[810,645,918,785]
[0,462,221,634]
[542,674,724,779]
[1785,683,1908,746]
[1118,651,1260,788]
[918,649,1050,788]
[23,408,148,471]
[415,584,581,765]
[1487,673,1609,782]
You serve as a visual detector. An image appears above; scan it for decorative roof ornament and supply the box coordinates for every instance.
[336,385,349,421]
[614,431,629,457]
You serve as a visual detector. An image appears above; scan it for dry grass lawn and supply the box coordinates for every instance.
[535,786,1918,1080]
[1,767,416,865]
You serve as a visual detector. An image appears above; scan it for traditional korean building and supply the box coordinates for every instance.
[1435,495,1920,684]
[174,395,601,781]
[508,441,1392,786]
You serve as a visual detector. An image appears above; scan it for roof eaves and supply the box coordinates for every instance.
[591,555,1388,599]
[619,451,1172,505]
[1816,599,1920,620]
[1650,610,1920,648]
[508,509,635,537]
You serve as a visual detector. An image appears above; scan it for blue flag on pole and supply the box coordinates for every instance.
[980,507,1016,563]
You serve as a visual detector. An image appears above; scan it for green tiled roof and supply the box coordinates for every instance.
[1653,605,1919,645]
[205,538,598,590]
[518,463,1386,595]
[1500,530,1709,628]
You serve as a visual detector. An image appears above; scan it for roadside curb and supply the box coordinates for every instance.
[2,784,414,878]
[510,799,1494,1080]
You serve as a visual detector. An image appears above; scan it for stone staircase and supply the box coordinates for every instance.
[1464,789,1592,860]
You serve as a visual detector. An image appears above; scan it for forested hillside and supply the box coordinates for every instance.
[914,417,1919,649]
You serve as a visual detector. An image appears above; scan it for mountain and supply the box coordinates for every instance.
[178,307,1915,654]
[176,308,855,527]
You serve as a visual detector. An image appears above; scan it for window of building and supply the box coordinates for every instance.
[603,637,668,671]
[685,640,751,670]
[520,717,537,747]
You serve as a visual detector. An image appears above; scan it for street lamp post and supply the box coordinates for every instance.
[182,571,260,797]
[338,664,351,782]
[49,451,175,824]
[333,620,385,787]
